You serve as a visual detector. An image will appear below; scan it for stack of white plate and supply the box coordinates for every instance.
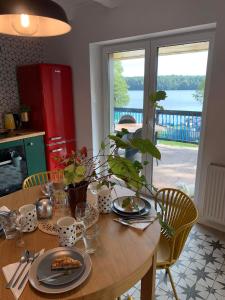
[112,196,151,218]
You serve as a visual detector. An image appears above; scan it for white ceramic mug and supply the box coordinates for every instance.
[57,216,85,247]
[97,186,112,214]
[19,204,38,232]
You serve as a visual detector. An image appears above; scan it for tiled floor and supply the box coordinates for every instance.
[122,224,225,300]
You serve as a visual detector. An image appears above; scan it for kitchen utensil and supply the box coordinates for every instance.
[57,216,85,247]
[37,248,85,286]
[29,247,92,294]
[36,197,53,219]
[5,250,29,289]
[12,251,33,288]
[116,217,158,225]
[4,113,16,130]
[18,251,42,290]
[113,196,146,214]
[38,270,75,283]
[19,204,38,232]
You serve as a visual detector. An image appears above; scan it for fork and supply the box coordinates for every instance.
[18,251,41,290]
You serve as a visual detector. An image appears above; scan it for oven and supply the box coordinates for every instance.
[0,140,28,197]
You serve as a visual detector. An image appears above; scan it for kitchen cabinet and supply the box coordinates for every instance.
[0,133,46,196]
[24,136,46,176]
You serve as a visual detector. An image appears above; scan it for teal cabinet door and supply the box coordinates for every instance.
[24,136,46,176]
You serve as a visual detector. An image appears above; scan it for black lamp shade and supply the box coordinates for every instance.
[0,0,71,37]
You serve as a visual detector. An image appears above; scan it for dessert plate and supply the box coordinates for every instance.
[29,247,92,294]
[36,248,85,286]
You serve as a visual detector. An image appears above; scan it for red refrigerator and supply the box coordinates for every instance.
[17,64,76,171]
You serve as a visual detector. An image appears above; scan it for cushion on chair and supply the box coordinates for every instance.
[156,235,171,267]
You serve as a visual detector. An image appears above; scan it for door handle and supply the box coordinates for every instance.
[28,142,34,146]
[50,148,63,153]
[50,137,62,141]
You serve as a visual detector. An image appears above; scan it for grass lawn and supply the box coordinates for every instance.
[157,140,198,148]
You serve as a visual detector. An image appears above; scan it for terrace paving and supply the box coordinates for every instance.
[153,144,198,193]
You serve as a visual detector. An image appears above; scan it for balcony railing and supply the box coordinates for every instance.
[114,108,202,144]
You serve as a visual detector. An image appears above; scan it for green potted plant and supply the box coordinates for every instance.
[56,125,174,236]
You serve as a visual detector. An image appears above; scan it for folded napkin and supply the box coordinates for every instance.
[2,249,45,300]
[0,206,10,212]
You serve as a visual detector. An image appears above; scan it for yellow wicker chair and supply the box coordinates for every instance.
[155,188,198,299]
[23,170,64,189]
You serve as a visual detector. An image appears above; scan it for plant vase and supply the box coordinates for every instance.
[67,181,89,217]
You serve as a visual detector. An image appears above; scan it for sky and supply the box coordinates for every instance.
[121,51,208,77]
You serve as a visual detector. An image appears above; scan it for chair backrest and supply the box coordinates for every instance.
[155,188,198,262]
[23,170,64,189]
[119,115,136,124]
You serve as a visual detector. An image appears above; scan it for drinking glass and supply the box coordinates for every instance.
[83,224,99,254]
[75,202,91,225]
[0,210,25,247]
[41,182,53,197]
[52,184,70,218]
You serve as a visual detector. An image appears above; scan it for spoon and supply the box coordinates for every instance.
[12,251,32,288]
[6,250,29,289]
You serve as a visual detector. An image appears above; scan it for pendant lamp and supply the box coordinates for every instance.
[0,0,71,37]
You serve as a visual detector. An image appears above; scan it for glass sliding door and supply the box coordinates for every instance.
[102,31,213,196]
[151,41,210,198]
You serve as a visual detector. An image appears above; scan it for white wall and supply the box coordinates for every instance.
[44,0,225,226]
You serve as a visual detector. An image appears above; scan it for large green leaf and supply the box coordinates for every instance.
[129,138,161,159]
[108,155,143,190]
[108,135,130,149]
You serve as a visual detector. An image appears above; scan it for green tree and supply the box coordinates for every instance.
[114,61,129,107]
[193,78,205,104]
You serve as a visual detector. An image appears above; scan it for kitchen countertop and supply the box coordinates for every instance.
[0,130,45,144]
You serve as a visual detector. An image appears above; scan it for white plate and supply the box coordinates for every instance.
[113,196,146,213]
[29,247,92,294]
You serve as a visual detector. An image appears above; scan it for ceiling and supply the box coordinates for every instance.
[53,0,119,19]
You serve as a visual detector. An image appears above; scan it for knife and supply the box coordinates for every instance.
[38,270,75,283]
[18,251,42,290]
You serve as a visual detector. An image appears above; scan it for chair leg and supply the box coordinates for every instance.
[166,267,179,300]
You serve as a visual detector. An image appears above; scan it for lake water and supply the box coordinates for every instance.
[125,90,202,111]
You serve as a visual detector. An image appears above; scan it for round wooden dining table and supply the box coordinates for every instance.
[0,186,161,300]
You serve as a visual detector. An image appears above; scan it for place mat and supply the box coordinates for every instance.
[38,203,99,236]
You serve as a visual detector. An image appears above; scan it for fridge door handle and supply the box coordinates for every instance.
[50,137,62,141]
[50,148,63,153]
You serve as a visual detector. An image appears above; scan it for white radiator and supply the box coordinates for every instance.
[203,163,225,225]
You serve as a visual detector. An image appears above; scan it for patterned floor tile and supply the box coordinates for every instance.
[184,265,217,288]
[156,269,180,290]
[156,286,175,299]
[122,225,225,300]
[177,281,210,300]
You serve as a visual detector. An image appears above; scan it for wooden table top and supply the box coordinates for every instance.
[0,186,161,300]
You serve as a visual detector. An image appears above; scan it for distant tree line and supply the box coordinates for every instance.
[125,75,205,90]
